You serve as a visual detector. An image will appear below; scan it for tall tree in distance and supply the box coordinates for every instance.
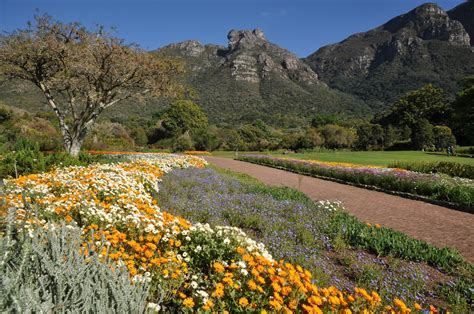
[0,15,184,155]
[452,76,474,145]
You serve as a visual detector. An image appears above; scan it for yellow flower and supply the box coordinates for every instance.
[269,299,282,311]
[212,289,224,298]
[182,297,194,308]
[213,262,225,273]
[247,279,257,290]
[239,297,249,307]
[414,303,422,311]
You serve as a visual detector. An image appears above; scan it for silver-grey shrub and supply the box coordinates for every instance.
[0,208,152,313]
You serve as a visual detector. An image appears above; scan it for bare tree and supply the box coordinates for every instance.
[0,15,184,156]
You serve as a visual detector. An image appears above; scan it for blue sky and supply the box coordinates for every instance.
[0,0,466,56]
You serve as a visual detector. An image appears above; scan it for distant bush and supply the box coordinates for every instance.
[172,133,194,152]
[389,161,474,179]
[84,122,135,151]
[11,116,62,151]
[0,209,150,312]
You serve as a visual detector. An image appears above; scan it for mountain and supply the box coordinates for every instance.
[154,29,369,125]
[449,0,474,45]
[305,2,474,108]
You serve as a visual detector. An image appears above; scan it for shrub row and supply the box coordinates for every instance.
[238,156,474,210]
[389,160,474,179]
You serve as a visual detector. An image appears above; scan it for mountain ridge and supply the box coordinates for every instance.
[305,2,474,107]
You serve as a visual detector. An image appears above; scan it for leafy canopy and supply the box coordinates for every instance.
[161,100,208,136]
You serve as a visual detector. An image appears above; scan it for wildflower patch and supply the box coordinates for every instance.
[2,154,429,312]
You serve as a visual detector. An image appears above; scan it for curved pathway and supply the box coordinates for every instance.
[206,156,474,263]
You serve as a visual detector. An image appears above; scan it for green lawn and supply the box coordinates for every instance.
[213,150,474,166]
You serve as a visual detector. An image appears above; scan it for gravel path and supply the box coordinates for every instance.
[206,156,474,263]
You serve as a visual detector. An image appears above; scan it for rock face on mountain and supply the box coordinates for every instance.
[449,0,474,46]
[156,29,367,124]
[305,2,474,108]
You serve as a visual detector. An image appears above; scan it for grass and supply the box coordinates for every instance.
[213,150,474,166]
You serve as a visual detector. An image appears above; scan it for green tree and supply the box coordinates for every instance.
[192,128,219,151]
[172,133,194,152]
[411,119,434,150]
[320,124,356,149]
[161,100,208,137]
[452,76,474,145]
[389,84,448,127]
[383,125,397,149]
[433,126,456,151]
[311,114,339,128]
[355,123,384,151]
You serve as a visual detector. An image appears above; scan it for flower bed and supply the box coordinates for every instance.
[158,167,473,311]
[238,155,474,210]
[388,161,474,180]
[2,154,431,312]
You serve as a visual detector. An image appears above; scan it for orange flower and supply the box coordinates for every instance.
[247,279,257,290]
[239,297,249,307]
[269,299,282,311]
[213,262,225,273]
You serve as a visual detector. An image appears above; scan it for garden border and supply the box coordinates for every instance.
[236,158,474,215]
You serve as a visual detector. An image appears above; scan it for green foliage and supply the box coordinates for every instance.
[452,76,474,145]
[411,119,434,150]
[375,85,457,150]
[388,161,474,179]
[311,114,340,127]
[320,124,356,149]
[328,211,468,272]
[0,140,46,178]
[355,123,384,150]
[192,127,220,151]
[384,84,448,127]
[0,140,102,178]
[172,133,194,152]
[433,126,456,151]
[0,209,150,313]
[161,100,208,137]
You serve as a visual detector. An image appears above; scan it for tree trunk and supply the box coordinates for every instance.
[63,131,87,157]
[67,139,83,157]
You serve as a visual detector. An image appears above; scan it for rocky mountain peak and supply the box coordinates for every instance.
[449,0,474,46]
[414,3,446,16]
[383,2,470,46]
[227,28,267,51]
[162,40,205,57]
